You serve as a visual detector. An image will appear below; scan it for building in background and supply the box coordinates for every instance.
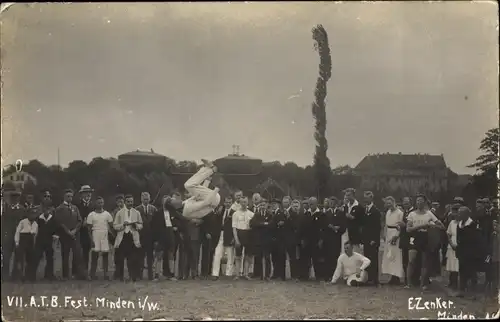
[355,153,450,199]
[2,171,37,191]
[118,149,169,167]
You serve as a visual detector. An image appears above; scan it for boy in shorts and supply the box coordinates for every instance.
[86,197,114,280]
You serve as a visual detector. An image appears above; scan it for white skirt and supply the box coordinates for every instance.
[446,247,459,272]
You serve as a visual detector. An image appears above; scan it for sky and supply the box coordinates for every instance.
[1,2,498,174]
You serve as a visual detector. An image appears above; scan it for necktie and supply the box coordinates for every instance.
[223,209,228,221]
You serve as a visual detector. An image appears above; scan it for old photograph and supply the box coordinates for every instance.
[1,2,499,320]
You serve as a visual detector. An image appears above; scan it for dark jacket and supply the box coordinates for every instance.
[344,201,365,245]
[362,204,382,247]
[77,200,93,245]
[36,206,57,246]
[323,207,347,242]
[301,208,326,245]
[54,203,82,235]
[1,204,26,246]
[250,208,275,248]
[456,218,485,265]
[151,205,177,246]
[136,204,157,244]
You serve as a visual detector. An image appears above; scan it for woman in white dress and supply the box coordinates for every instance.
[445,204,460,289]
[381,196,405,285]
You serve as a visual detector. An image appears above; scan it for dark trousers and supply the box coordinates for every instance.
[80,228,91,273]
[188,240,201,278]
[458,257,477,292]
[300,242,323,280]
[60,233,86,279]
[254,246,272,279]
[139,237,154,280]
[35,240,54,279]
[271,242,287,280]
[364,243,380,284]
[324,237,342,281]
[2,239,16,280]
[115,233,139,281]
[14,234,36,281]
[402,247,409,283]
[200,238,214,277]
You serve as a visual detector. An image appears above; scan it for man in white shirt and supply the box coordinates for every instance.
[330,241,371,286]
[182,160,221,220]
[86,197,113,280]
[232,197,254,280]
[14,209,38,282]
[232,190,243,212]
[114,195,143,282]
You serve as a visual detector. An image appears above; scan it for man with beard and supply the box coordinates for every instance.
[343,188,365,254]
[35,190,57,281]
[136,192,158,280]
[76,185,94,274]
[323,197,346,282]
[362,191,382,286]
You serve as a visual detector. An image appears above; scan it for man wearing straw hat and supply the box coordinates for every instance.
[77,185,94,272]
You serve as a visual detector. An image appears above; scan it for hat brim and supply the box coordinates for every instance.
[79,189,94,193]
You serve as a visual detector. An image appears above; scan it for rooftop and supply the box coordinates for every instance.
[355,153,447,171]
[118,149,166,158]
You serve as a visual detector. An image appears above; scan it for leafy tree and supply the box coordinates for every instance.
[311,24,333,200]
[467,127,499,199]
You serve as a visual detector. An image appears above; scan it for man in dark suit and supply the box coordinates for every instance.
[362,191,382,286]
[35,190,56,281]
[200,208,218,279]
[152,195,177,280]
[270,198,288,280]
[2,190,25,281]
[76,185,94,273]
[299,197,326,281]
[250,193,263,278]
[250,199,274,280]
[136,192,157,280]
[54,189,87,280]
[323,196,347,282]
[343,188,365,254]
[210,196,236,280]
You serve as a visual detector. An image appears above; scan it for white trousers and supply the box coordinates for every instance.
[346,271,368,286]
[211,234,235,277]
[183,166,221,220]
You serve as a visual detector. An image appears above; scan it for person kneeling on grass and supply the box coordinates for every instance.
[330,241,371,286]
[86,196,114,280]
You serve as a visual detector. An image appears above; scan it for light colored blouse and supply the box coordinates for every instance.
[232,209,254,230]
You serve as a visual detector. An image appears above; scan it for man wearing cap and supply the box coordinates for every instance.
[34,190,56,281]
[77,185,94,274]
[362,191,382,286]
[1,190,26,281]
[54,189,87,280]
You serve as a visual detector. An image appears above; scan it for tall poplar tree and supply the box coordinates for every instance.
[311,24,332,199]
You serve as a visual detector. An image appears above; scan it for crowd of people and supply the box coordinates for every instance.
[1,161,498,299]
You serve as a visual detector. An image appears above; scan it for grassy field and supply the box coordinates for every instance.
[1,245,498,321]
[2,278,497,321]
